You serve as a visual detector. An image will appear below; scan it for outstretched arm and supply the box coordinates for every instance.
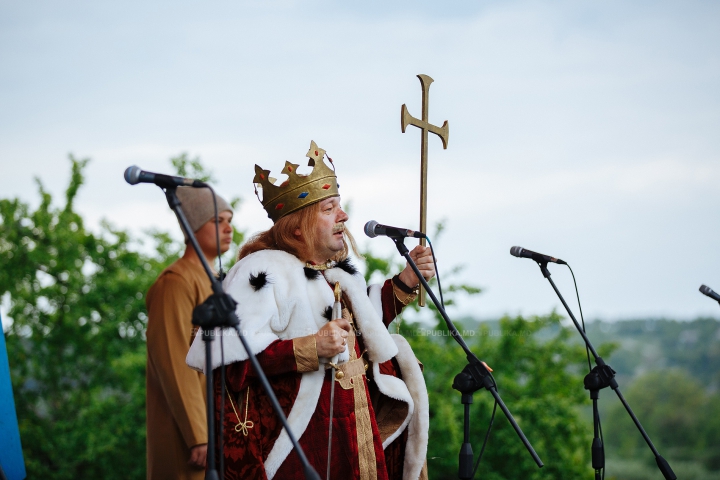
[380,245,437,326]
[398,244,436,288]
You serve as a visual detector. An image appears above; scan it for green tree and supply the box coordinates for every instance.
[0,154,244,479]
[171,152,217,183]
[356,223,597,479]
[2,158,613,479]
[602,369,720,478]
[400,314,598,479]
[0,156,177,478]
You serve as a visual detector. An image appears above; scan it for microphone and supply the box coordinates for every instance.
[700,285,720,303]
[364,220,426,239]
[124,165,207,188]
[510,246,567,265]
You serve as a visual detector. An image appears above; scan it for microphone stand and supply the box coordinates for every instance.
[163,187,321,480]
[391,237,543,479]
[533,261,676,480]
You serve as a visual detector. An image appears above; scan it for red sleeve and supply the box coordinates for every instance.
[224,339,297,391]
[380,278,409,327]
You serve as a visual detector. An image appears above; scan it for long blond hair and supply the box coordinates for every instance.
[238,201,360,262]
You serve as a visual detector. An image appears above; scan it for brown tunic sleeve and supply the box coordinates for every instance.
[146,271,208,448]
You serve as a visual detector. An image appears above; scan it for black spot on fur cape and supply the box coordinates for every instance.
[249,271,271,291]
[336,258,358,275]
[304,267,321,280]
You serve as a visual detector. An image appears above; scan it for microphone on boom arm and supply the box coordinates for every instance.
[510,246,567,265]
[124,165,207,189]
[364,220,426,239]
[700,285,720,303]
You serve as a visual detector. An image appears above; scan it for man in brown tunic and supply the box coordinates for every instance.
[146,187,233,480]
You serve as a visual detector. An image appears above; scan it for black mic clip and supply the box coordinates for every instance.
[452,359,495,395]
[583,362,618,395]
[192,292,240,331]
[538,261,552,279]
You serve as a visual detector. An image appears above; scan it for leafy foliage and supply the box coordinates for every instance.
[602,369,720,478]
[586,318,720,389]
[581,319,720,479]
[171,152,217,183]
[0,154,244,479]
[357,225,593,479]
[398,314,594,479]
[3,159,714,479]
[0,155,177,479]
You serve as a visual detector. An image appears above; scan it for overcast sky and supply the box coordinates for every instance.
[1,0,719,325]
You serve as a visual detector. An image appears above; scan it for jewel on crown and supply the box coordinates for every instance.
[253,140,340,223]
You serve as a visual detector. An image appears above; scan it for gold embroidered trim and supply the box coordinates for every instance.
[304,260,336,271]
[226,386,254,436]
[353,375,377,480]
[293,335,319,372]
[327,356,368,380]
[375,396,410,443]
[328,324,376,479]
[392,280,418,306]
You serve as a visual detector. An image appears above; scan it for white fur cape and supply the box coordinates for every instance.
[186,250,428,480]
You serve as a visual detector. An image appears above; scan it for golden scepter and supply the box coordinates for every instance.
[326,281,343,480]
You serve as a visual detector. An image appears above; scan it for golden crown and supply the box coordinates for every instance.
[253,140,339,223]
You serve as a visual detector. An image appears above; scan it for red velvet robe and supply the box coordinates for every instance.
[213,279,410,479]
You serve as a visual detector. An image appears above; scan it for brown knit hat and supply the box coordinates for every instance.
[176,187,233,240]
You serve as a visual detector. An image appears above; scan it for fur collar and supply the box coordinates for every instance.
[186,250,399,371]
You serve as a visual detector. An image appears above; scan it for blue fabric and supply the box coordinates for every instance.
[0,314,26,480]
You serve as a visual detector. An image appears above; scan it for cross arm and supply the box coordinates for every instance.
[401,104,450,149]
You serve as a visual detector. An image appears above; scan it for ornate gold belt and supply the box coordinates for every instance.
[326,355,369,383]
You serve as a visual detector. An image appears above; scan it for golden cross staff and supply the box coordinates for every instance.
[326,281,343,480]
[401,74,449,306]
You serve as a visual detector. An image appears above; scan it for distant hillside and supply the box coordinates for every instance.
[466,316,720,478]
[584,318,720,390]
[464,316,720,389]
[457,317,720,391]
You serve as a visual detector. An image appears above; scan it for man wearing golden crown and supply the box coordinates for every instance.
[187,141,433,480]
